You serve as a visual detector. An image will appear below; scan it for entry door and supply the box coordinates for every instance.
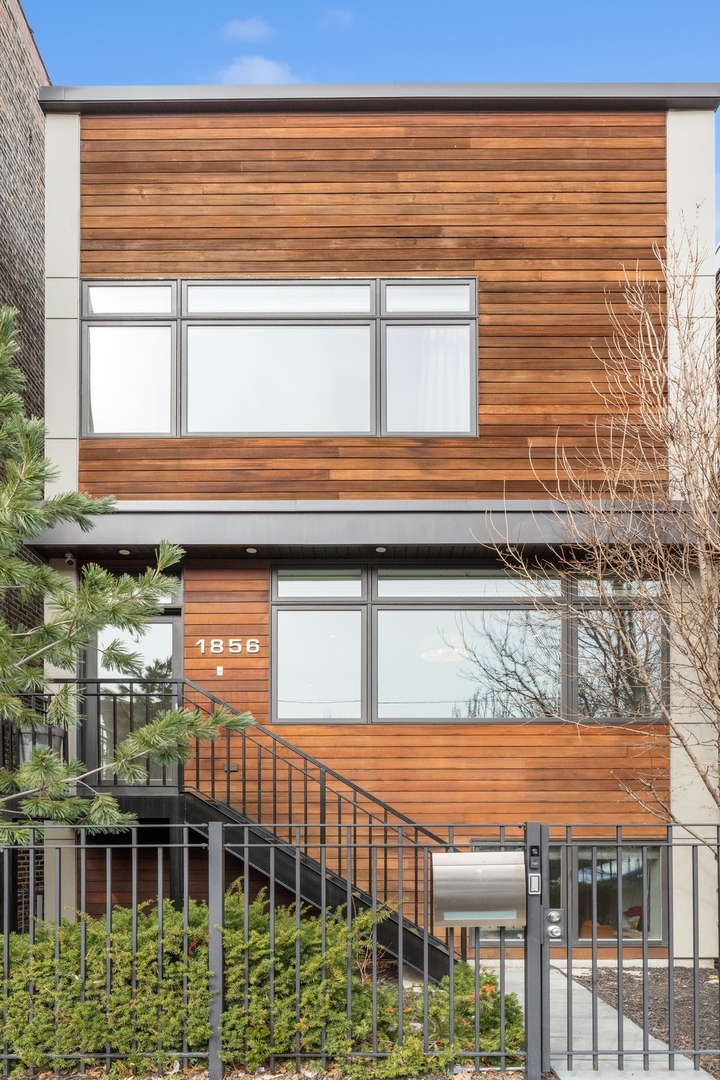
[87,617,182,787]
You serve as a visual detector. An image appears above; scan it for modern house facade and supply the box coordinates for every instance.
[34,83,720,866]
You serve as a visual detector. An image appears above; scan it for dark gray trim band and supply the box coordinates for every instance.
[29,499,570,548]
[39,82,720,114]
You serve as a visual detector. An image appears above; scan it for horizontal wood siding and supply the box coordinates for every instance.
[183,566,669,826]
[252,724,668,825]
[79,111,666,501]
[184,564,270,724]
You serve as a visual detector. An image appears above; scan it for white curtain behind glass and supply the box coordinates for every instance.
[385,324,471,432]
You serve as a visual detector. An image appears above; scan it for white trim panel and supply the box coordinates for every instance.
[45,112,81,495]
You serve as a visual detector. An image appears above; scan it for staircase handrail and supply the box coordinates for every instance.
[56,677,447,847]
[180,678,447,845]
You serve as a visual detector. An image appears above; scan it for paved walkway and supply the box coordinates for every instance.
[494,965,714,1079]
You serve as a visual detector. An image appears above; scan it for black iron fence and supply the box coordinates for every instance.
[0,822,526,1078]
[0,822,718,1079]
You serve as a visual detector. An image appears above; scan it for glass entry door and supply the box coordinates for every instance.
[86,618,181,787]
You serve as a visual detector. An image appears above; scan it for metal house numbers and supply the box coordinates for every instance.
[194,638,261,654]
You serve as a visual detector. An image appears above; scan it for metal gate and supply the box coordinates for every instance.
[526,821,719,1078]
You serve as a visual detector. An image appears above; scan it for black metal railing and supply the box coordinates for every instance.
[57,678,449,930]
[78,677,182,788]
[180,676,457,936]
[1,693,68,771]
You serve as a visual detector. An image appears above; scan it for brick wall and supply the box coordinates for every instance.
[0,1,48,630]
[0,0,47,419]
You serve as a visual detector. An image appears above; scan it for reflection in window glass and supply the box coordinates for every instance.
[187,325,372,433]
[97,623,175,783]
[88,286,173,315]
[277,570,362,598]
[377,570,559,598]
[187,283,372,314]
[97,624,174,680]
[277,610,362,719]
[577,609,662,719]
[88,326,172,433]
[385,324,472,433]
[577,846,662,940]
[377,609,560,719]
[577,577,662,598]
[385,283,473,314]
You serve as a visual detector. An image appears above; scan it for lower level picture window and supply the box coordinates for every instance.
[377,609,560,719]
[276,609,362,719]
[272,569,665,724]
[474,843,663,944]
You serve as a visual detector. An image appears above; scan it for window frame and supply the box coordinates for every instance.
[181,317,378,438]
[558,840,668,947]
[271,602,369,724]
[81,318,179,438]
[270,565,669,726]
[380,317,477,436]
[81,277,478,439]
[469,839,668,946]
[82,280,179,318]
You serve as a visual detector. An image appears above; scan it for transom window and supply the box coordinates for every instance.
[271,568,665,724]
[82,279,477,437]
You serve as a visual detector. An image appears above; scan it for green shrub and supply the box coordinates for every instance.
[0,884,524,1076]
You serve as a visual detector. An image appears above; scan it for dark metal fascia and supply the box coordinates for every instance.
[38,81,720,114]
[27,500,569,548]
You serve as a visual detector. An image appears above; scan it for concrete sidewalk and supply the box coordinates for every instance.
[495,965,714,1079]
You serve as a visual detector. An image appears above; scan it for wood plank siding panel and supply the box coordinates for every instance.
[78,111,666,501]
[184,564,271,724]
[183,565,669,825]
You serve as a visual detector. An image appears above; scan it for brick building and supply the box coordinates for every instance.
[0,0,47,417]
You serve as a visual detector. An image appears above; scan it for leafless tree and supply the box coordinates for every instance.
[489,233,720,824]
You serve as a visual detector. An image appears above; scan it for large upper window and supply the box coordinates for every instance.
[82,279,477,437]
[271,568,665,724]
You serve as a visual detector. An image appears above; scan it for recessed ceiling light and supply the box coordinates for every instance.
[118,549,131,555]
[375,546,387,553]
[246,547,258,554]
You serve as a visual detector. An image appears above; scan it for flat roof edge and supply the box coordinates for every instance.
[39,81,720,113]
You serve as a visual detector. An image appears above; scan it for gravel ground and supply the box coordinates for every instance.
[574,967,720,1078]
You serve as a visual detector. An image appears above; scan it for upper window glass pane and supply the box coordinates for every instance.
[277,570,362,598]
[577,577,662,598]
[577,609,662,720]
[186,325,372,434]
[377,609,561,719]
[385,324,473,434]
[186,283,372,314]
[97,623,174,680]
[277,610,362,719]
[377,570,558,598]
[87,286,173,315]
[384,283,473,314]
[88,326,172,434]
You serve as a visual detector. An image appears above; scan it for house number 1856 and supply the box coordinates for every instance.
[195,638,260,654]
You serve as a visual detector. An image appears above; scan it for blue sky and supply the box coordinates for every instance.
[23,0,720,241]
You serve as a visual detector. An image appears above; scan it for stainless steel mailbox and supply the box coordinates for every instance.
[432,851,527,929]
